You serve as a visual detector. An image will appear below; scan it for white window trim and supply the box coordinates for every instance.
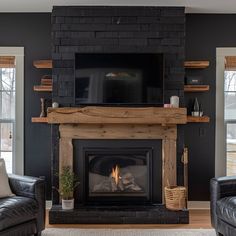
[216,48,236,177]
[0,47,24,175]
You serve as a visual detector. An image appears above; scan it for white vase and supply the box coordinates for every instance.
[62,199,74,210]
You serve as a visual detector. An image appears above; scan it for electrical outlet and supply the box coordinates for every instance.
[199,127,206,137]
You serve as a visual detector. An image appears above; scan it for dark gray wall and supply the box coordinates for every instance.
[185,14,236,200]
[0,13,52,199]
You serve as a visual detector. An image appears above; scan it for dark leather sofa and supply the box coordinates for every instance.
[0,174,45,236]
[210,176,236,236]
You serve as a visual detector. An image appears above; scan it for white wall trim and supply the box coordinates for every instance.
[215,48,236,177]
[0,47,24,175]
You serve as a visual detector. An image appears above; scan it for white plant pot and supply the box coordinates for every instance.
[62,198,74,210]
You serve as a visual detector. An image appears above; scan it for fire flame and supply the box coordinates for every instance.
[111,165,120,185]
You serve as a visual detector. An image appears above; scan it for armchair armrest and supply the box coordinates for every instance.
[8,174,45,232]
[210,176,236,228]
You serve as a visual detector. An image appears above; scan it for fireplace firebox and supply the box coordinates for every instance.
[74,140,162,206]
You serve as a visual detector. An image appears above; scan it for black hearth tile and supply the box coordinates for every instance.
[49,205,189,224]
[135,211,149,218]
[101,211,136,217]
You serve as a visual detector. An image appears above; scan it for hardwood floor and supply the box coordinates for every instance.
[46,209,212,229]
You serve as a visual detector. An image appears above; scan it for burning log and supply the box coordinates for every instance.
[92,165,143,193]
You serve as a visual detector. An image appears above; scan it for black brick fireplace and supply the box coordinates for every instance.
[50,6,188,224]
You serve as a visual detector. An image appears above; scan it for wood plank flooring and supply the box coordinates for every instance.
[46,209,211,229]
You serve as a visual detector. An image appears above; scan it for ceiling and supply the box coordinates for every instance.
[1,0,236,13]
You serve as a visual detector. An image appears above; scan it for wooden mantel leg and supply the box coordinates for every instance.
[59,137,73,175]
[163,139,177,189]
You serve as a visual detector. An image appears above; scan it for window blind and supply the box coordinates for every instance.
[225,56,236,71]
[0,56,15,68]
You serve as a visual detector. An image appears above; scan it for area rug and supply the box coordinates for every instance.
[42,228,216,236]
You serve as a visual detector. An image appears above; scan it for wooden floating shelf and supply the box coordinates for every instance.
[31,117,48,123]
[184,61,210,69]
[184,85,210,92]
[33,85,52,92]
[33,60,52,69]
[187,116,210,123]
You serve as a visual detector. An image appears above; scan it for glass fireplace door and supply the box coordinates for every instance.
[86,148,152,203]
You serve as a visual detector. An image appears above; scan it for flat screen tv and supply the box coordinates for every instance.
[74,53,164,106]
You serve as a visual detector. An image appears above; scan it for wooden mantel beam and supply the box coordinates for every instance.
[47,107,187,125]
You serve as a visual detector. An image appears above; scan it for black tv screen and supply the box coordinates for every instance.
[74,53,164,106]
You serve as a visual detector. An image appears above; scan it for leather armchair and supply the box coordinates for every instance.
[0,174,45,236]
[210,176,236,236]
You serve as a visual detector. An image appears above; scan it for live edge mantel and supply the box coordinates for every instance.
[47,107,187,125]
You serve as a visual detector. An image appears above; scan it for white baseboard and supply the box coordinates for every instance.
[188,201,210,209]
[46,200,210,210]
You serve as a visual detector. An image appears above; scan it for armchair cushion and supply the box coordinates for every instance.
[0,159,14,198]
[0,196,38,231]
[216,196,236,228]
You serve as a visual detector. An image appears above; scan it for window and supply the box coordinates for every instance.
[216,48,236,177]
[225,70,236,175]
[0,48,24,175]
[0,65,15,173]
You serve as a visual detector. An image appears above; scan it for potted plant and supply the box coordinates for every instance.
[57,166,79,210]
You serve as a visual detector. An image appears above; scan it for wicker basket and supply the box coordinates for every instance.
[164,186,187,211]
